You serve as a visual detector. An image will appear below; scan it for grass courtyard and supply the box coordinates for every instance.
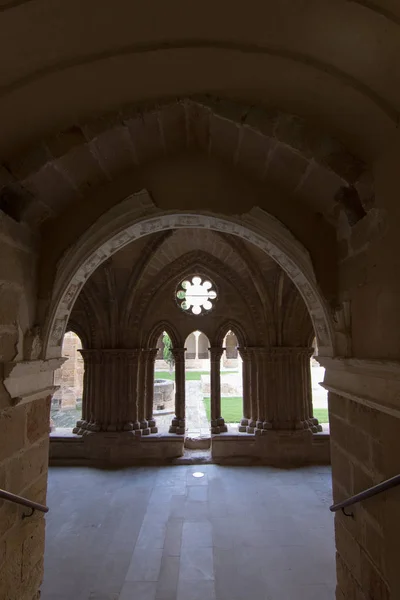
[155,370,329,424]
[202,397,329,424]
[155,370,213,381]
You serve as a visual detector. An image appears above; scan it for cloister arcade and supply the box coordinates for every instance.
[2,5,400,595]
[47,221,325,465]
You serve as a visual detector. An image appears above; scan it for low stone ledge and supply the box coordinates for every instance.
[212,430,330,466]
[49,431,184,466]
[49,431,330,467]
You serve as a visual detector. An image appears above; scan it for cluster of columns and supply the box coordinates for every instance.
[72,344,319,438]
[73,348,159,436]
[238,346,321,434]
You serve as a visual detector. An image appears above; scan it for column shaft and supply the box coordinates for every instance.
[144,349,158,432]
[238,347,251,431]
[169,348,186,434]
[263,347,321,432]
[137,350,148,432]
[74,349,142,434]
[209,347,227,434]
[247,348,259,432]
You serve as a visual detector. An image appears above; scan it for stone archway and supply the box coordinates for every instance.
[43,194,335,361]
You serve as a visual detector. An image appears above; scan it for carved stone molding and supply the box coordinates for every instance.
[44,204,335,361]
[319,356,400,419]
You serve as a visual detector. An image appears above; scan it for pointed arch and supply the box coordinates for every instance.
[147,320,182,349]
[213,320,248,349]
[44,203,335,359]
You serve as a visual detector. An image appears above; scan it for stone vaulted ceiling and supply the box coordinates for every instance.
[0,0,396,235]
[0,98,372,229]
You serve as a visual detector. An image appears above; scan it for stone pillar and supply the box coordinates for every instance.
[254,348,267,432]
[261,347,321,433]
[169,347,186,434]
[74,349,141,434]
[209,347,227,434]
[137,349,149,434]
[238,347,251,432]
[246,347,259,433]
[127,349,141,432]
[194,330,200,360]
[144,348,158,433]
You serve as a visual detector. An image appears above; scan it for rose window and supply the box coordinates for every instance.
[176,276,217,315]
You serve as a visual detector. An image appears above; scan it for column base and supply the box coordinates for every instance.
[73,420,142,435]
[238,417,249,433]
[146,419,158,434]
[169,417,185,435]
[266,418,322,433]
[211,418,228,434]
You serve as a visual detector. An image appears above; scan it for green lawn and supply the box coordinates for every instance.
[203,398,329,425]
[313,408,329,423]
[203,397,243,423]
[155,371,237,381]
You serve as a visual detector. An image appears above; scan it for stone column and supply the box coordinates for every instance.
[261,347,321,433]
[169,347,186,434]
[74,349,141,434]
[238,347,250,432]
[137,349,149,434]
[144,348,159,433]
[209,347,227,434]
[245,347,259,433]
[194,331,200,360]
[254,347,268,433]
[126,349,141,432]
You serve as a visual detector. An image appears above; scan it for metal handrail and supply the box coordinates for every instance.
[330,474,400,515]
[0,488,49,516]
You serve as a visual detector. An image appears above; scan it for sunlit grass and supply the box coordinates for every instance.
[203,397,242,423]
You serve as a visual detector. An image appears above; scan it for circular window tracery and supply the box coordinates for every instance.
[176,276,217,315]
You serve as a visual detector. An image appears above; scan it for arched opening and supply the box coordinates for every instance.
[51,331,84,432]
[44,207,335,362]
[184,331,211,443]
[213,330,243,430]
[153,331,176,434]
[311,337,329,430]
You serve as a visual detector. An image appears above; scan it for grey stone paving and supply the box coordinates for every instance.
[41,465,335,600]
[156,381,210,436]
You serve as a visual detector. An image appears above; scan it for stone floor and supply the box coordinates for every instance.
[41,465,336,600]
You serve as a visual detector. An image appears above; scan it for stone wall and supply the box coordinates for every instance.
[53,332,83,410]
[153,379,174,411]
[0,214,51,600]
[329,391,400,599]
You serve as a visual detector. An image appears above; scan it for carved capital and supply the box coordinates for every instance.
[209,347,224,362]
[171,347,186,362]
